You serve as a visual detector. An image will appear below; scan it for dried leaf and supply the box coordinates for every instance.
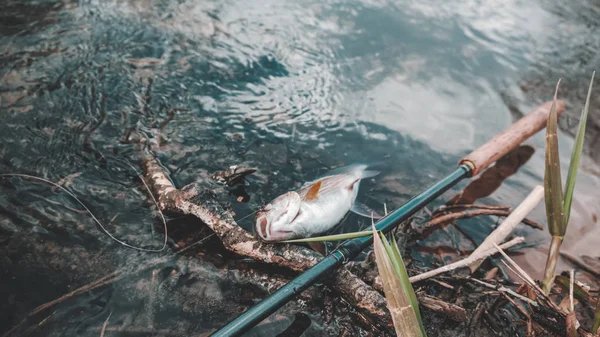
[565,310,579,337]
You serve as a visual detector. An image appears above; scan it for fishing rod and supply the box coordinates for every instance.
[211,100,565,337]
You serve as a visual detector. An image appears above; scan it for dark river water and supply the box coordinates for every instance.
[1,0,599,336]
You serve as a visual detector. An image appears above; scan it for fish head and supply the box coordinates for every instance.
[255,191,302,241]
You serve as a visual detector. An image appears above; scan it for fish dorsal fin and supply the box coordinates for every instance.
[304,180,322,201]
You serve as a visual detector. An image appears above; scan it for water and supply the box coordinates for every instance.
[1,0,600,336]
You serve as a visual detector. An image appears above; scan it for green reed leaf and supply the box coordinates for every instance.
[544,80,565,237]
[564,71,595,226]
[390,235,426,335]
[593,295,600,335]
[372,226,424,337]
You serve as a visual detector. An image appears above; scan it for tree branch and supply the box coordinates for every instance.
[138,149,391,326]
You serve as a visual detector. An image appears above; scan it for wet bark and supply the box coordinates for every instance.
[138,149,394,328]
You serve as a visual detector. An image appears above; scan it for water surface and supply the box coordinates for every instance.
[1,0,600,336]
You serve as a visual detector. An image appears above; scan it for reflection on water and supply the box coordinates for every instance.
[1,0,600,335]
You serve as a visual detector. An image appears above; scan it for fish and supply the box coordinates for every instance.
[255,164,380,242]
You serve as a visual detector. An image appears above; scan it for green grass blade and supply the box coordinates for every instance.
[593,295,600,334]
[544,80,565,237]
[371,226,423,337]
[379,233,426,336]
[390,235,426,336]
[380,233,403,281]
[564,71,595,225]
[281,231,372,243]
[592,295,600,334]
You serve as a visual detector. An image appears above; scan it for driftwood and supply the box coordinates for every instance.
[138,150,391,327]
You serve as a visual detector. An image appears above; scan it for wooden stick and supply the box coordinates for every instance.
[493,243,561,312]
[409,237,524,283]
[468,185,544,271]
[419,207,543,233]
[418,295,468,322]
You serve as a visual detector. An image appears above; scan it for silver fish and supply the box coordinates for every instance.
[255,165,379,242]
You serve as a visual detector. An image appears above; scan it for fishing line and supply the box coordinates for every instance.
[0,169,168,253]
[174,233,216,255]
[235,209,260,223]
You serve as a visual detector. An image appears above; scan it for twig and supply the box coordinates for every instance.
[29,272,120,317]
[466,278,538,306]
[7,252,312,337]
[100,312,112,337]
[501,292,531,319]
[430,279,454,290]
[418,295,469,322]
[91,326,171,335]
[493,243,540,293]
[468,186,543,271]
[467,303,485,335]
[492,243,560,312]
[409,237,524,283]
[419,208,543,234]
[570,270,575,312]
[26,232,216,318]
[174,233,215,254]
[432,204,510,216]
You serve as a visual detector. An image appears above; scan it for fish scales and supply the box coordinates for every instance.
[255,165,378,242]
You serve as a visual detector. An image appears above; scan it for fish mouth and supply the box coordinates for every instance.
[254,212,270,241]
[254,212,294,242]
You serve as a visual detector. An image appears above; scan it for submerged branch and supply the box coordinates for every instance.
[138,149,391,327]
[418,207,543,234]
[409,237,525,283]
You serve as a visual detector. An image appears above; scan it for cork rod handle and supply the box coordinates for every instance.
[460,100,566,176]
